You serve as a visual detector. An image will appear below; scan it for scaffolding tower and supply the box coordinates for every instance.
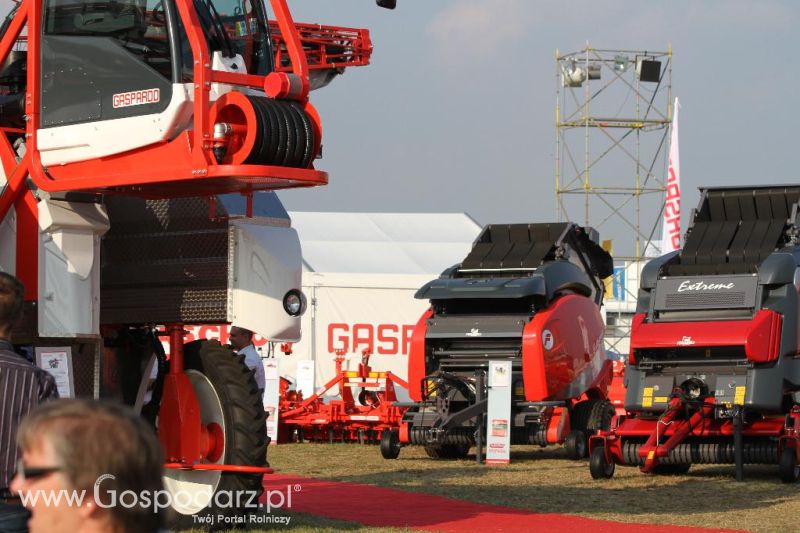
[555,44,672,260]
[555,44,672,356]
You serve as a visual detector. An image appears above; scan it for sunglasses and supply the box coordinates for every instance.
[15,459,62,481]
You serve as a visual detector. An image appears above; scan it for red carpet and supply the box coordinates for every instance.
[264,474,739,532]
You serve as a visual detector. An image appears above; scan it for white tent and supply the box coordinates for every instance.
[281,212,482,397]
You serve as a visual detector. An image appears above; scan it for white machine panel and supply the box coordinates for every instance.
[38,199,109,337]
[229,221,303,342]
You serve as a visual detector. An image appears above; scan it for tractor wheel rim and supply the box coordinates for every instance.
[163,369,226,515]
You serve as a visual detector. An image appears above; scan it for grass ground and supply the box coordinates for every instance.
[179,442,798,532]
[263,442,798,533]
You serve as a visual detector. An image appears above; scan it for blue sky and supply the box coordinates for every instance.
[3,0,794,254]
[278,0,798,254]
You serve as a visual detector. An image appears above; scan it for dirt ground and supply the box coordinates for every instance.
[260,441,799,533]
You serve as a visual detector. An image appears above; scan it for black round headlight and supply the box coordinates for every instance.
[283,290,306,316]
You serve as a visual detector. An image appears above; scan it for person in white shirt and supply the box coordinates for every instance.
[229,326,266,391]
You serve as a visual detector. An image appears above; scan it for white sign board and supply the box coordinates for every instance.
[35,347,75,398]
[263,359,280,445]
[486,360,512,465]
[296,360,315,399]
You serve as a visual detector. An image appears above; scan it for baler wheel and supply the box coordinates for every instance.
[589,445,615,479]
[587,400,616,433]
[569,399,614,458]
[380,429,401,459]
[779,446,799,483]
[163,340,267,529]
[564,430,586,460]
[425,443,470,459]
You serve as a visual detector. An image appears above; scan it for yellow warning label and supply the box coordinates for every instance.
[654,396,668,403]
[734,386,746,405]
[642,387,654,407]
[647,451,655,460]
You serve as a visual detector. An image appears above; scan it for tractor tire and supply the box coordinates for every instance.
[564,430,587,460]
[652,464,691,475]
[163,340,267,530]
[569,399,614,458]
[779,446,799,483]
[587,400,616,434]
[589,445,615,479]
[380,429,401,459]
[424,443,470,459]
[570,401,593,434]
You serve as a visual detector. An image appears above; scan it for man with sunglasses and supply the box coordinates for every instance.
[0,273,58,533]
[11,400,164,533]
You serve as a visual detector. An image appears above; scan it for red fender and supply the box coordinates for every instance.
[522,294,608,401]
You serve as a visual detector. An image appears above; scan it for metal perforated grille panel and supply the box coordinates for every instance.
[101,197,230,325]
[665,292,746,308]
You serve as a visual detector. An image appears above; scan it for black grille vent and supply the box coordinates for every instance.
[429,339,522,373]
[665,291,746,308]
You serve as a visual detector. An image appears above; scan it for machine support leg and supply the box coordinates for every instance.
[475,370,485,464]
[168,324,184,373]
[734,405,744,482]
[159,323,204,463]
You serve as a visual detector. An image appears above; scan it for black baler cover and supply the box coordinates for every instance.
[667,186,800,276]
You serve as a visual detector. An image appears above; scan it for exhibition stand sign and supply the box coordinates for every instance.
[486,360,512,465]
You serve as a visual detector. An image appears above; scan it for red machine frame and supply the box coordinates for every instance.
[279,349,409,443]
[270,21,372,72]
[0,0,370,476]
[589,312,800,477]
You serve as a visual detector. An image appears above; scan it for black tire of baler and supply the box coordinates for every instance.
[589,445,615,479]
[564,430,587,460]
[779,446,800,483]
[569,399,614,458]
[165,339,267,530]
[569,401,593,458]
[380,429,401,460]
[587,399,616,433]
[570,401,593,434]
